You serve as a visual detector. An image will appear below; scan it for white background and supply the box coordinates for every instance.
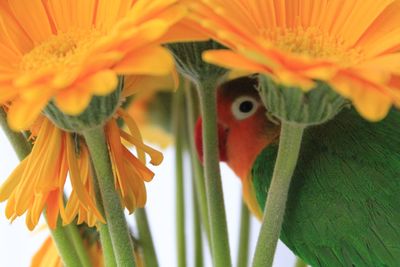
[0,128,296,267]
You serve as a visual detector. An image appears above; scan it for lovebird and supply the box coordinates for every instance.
[195,77,400,267]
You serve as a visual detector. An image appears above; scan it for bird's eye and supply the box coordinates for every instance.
[231,96,259,120]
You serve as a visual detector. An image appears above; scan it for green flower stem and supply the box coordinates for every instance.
[0,108,32,159]
[197,81,232,267]
[66,225,92,267]
[1,108,89,267]
[173,88,187,267]
[295,258,308,267]
[90,161,117,267]
[184,83,212,247]
[134,208,159,267]
[189,150,212,244]
[98,224,118,267]
[236,201,251,267]
[192,178,204,267]
[49,217,85,267]
[83,127,136,267]
[252,122,305,267]
[190,148,212,245]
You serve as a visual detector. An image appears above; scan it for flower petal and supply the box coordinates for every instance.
[331,72,392,121]
[83,70,119,96]
[113,46,174,76]
[8,0,53,43]
[7,96,50,130]
[55,86,92,116]
[204,50,269,74]
[0,158,27,202]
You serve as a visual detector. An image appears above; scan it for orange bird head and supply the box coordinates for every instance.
[195,76,280,181]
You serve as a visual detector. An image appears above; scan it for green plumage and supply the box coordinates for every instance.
[252,107,400,267]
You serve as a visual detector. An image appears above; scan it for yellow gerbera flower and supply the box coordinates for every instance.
[0,109,162,230]
[188,0,400,120]
[0,0,187,130]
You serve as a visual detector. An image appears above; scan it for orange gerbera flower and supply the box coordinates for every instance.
[188,0,400,120]
[0,117,103,230]
[0,0,188,130]
[0,109,162,230]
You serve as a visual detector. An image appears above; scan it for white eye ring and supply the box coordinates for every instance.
[231,96,260,120]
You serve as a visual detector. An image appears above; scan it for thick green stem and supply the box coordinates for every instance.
[173,88,187,267]
[252,122,304,267]
[184,84,212,247]
[192,178,204,267]
[135,208,159,267]
[236,201,251,267]
[91,162,117,267]
[98,224,118,267]
[189,151,212,244]
[295,258,308,267]
[49,217,83,267]
[0,108,32,159]
[1,108,89,267]
[66,225,92,267]
[197,81,232,267]
[83,127,136,267]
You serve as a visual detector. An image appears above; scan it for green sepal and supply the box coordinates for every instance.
[44,77,123,132]
[167,41,228,86]
[258,75,349,126]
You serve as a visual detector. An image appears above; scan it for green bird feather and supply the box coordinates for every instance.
[252,107,400,267]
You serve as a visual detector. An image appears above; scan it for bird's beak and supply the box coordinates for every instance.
[195,117,228,164]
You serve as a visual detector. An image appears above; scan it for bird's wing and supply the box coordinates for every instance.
[251,108,400,267]
[243,172,264,219]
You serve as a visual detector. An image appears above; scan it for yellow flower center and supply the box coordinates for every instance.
[261,27,364,64]
[20,29,104,71]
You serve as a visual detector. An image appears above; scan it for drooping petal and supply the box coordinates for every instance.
[119,130,163,166]
[0,158,27,202]
[66,134,103,221]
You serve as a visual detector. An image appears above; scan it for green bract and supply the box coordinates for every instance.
[44,78,124,132]
[258,75,349,126]
[168,41,228,86]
